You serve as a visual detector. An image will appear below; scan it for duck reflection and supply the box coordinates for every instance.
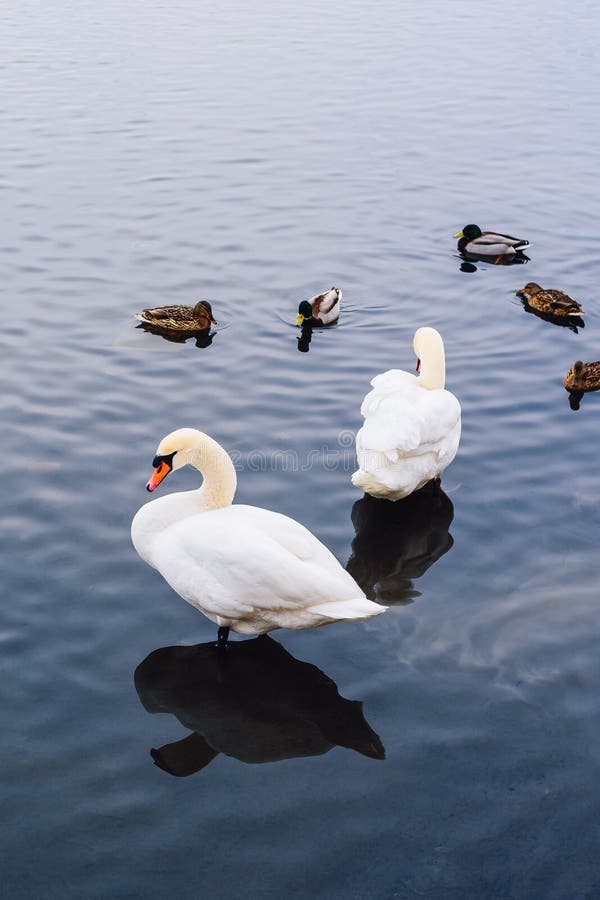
[567,390,585,410]
[458,251,529,273]
[297,320,313,353]
[346,483,454,605]
[134,636,384,776]
[136,321,216,349]
[519,300,585,333]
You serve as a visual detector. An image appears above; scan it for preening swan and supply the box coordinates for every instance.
[352,327,461,500]
[131,429,386,646]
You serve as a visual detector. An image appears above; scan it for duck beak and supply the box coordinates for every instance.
[146,460,172,492]
[211,317,218,325]
[416,358,421,374]
[453,231,464,239]
[296,314,305,326]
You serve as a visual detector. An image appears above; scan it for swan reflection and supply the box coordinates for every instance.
[134,636,384,776]
[136,321,216,348]
[346,484,454,605]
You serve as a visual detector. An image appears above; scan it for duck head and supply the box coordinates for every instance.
[296,300,314,326]
[193,300,217,325]
[571,360,584,388]
[516,282,542,298]
[454,224,482,241]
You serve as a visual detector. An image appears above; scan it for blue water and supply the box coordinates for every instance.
[3,1,600,897]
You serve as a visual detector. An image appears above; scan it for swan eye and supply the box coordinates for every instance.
[152,451,177,469]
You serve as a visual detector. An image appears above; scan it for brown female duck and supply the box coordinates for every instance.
[136,300,217,331]
[563,360,600,392]
[516,283,584,318]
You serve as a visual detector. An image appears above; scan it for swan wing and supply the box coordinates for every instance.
[359,383,461,453]
[354,384,461,498]
[152,506,382,631]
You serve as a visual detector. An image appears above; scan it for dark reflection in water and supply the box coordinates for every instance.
[520,299,584,333]
[136,321,216,348]
[458,251,530,273]
[296,321,313,353]
[568,390,585,411]
[134,636,385,776]
[347,484,454,605]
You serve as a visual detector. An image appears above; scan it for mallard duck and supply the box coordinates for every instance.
[563,360,600,392]
[296,287,341,326]
[517,283,584,318]
[352,328,461,500]
[454,224,529,257]
[131,428,386,648]
[136,300,217,331]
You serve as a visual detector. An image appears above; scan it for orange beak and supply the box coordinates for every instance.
[146,460,172,492]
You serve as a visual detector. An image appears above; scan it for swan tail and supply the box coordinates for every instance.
[352,468,384,494]
[308,597,387,621]
[352,468,409,500]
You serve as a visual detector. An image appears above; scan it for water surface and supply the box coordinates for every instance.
[3,1,600,897]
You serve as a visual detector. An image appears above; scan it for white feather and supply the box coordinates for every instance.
[132,430,386,635]
[352,328,461,500]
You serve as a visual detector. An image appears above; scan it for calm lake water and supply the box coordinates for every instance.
[3,1,600,897]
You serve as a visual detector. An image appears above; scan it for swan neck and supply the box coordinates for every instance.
[185,438,237,510]
[418,345,445,390]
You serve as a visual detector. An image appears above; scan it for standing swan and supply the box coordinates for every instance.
[132,429,386,647]
[352,328,461,500]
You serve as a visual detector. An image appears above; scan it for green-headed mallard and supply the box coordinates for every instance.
[564,360,600,392]
[454,224,529,257]
[136,300,217,332]
[517,283,584,318]
[296,287,341,327]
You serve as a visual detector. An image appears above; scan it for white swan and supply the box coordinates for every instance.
[352,327,461,500]
[132,429,386,646]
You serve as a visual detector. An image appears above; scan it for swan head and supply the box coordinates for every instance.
[147,428,194,492]
[454,224,481,240]
[145,429,238,507]
[297,300,314,326]
[146,429,213,490]
[413,327,446,390]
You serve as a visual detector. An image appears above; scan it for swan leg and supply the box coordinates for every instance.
[216,626,230,650]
